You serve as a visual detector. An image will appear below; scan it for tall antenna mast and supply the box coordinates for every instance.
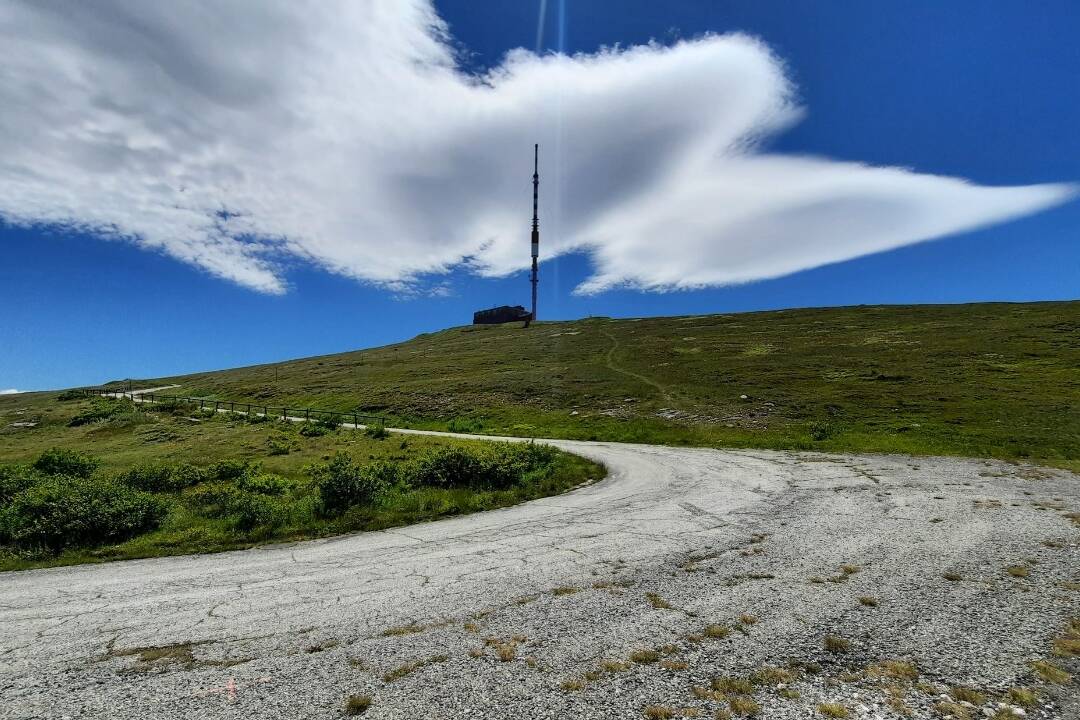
[530,143,539,322]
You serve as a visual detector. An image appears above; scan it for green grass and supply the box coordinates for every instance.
[105,300,1080,472]
[0,398,603,571]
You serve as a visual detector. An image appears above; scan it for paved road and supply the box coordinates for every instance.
[1,432,1078,719]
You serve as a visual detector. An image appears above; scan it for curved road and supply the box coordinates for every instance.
[1,432,1078,719]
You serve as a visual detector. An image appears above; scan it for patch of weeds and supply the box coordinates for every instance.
[704,624,731,639]
[950,687,985,705]
[824,636,850,653]
[602,659,630,672]
[942,571,963,582]
[867,660,918,681]
[659,643,679,655]
[345,694,373,716]
[840,564,860,575]
[1041,539,1065,548]
[462,622,479,633]
[933,701,972,719]
[381,654,447,682]
[630,649,661,664]
[1060,581,1080,591]
[1006,687,1037,706]
[484,636,526,662]
[858,596,879,607]
[778,688,801,699]
[728,696,760,716]
[644,707,676,720]
[809,577,826,584]
[1051,618,1079,658]
[647,592,675,610]
[817,703,850,718]
[750,666,795,686]
[738,614,758,625]
[560,677,586,692]
[1030,660,1070,684]
[691,686,725,701]
[467,647,484,658]
[381,623,424,637]
[1005,565,1030,578]
[712,676,754,695]
[551,586,579,596]
[661,659,689,671]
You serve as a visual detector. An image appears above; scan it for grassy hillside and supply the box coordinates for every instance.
[129,301,1080,471]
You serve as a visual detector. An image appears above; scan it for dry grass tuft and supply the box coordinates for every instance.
[738,614,758,625]
[381,654,448,682]
[462,622,479,633]
[933,701,972,720]
[661,659,689,670]
[631,649,662,664]
[644,707,675,720]
[867,660,918,681]
[1006,687,1037,706]
[840,564,860,575]
[691,686,726,701]
[750,666,795,686]
[712,676,754,695]
[824,635,850,653]
[1005,565,1030,578]
[560,677,586,692]
[817,703,850,718]
[858,596,879,607]
[602,659,631,672]
[778,688,801,699]
[467,647,484,658]
[728,696,760,716]
[344,694,373,716]
[647,592,675,610]
[381,623,424,637]
[1031,659,1071,684]
[704,624,731,639]
[942,571,963,582]
[950,687,985,705]
[551,586,580,596]
[809,577,826,584]
[1052,618,1080,657]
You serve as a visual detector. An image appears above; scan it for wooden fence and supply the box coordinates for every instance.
[82,387,385,429]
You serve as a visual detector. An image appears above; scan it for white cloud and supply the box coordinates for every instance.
[0,389,22,395]
[0,1,1073,296]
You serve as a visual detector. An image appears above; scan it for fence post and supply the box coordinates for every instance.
[282,407,287,420]
[354,412,358,427]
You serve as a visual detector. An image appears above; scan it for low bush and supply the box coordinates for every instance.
[32,448,99,478]
[118,462,206,492]
[364,425,389,440]
[311,453,396,515]
[56,389,86,401]
[186,482,239,518]
[67,399,139,427]
[0,476,168,551]
[0,465,40,503]
[207,459,252,482]
[229,492,289,532]
[405,442,557,491]
[237,472,292,496]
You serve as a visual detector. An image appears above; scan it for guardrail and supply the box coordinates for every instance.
[81,387,385,429]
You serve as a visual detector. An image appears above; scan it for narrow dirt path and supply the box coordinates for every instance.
[601,328,673,403]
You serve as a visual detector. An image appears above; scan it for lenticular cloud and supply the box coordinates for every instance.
[0,1,1072,295]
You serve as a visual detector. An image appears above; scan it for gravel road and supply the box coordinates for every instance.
[1,436,1077,719]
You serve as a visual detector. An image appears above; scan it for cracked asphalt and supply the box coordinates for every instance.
[1,437,1078,719]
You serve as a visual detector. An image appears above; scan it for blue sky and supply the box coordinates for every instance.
[1,0,1077,391]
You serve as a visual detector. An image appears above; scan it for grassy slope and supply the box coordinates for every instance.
[135,301,1080,472]
[0,396,603,570]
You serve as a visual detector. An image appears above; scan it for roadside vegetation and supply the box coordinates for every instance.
[137,301,1078,472]
[0,396,602,571]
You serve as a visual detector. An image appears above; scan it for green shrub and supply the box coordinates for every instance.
[207,459,252,482]
[32,448,99,478]
[299,422,331,438]
[186,482,239,518]
[118,463,206,492]
[56,389,86,401]
[0,465,40,503]
[364,425,389,440]
[229,492,288,532]
[808,420,840,441]
[67,399,131,427]
[246,412,272,424]
[267,437,292,456]
[311,453,396,515]
[405,442,557,490]
[237,472,292,496]
[0,476,168,551]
